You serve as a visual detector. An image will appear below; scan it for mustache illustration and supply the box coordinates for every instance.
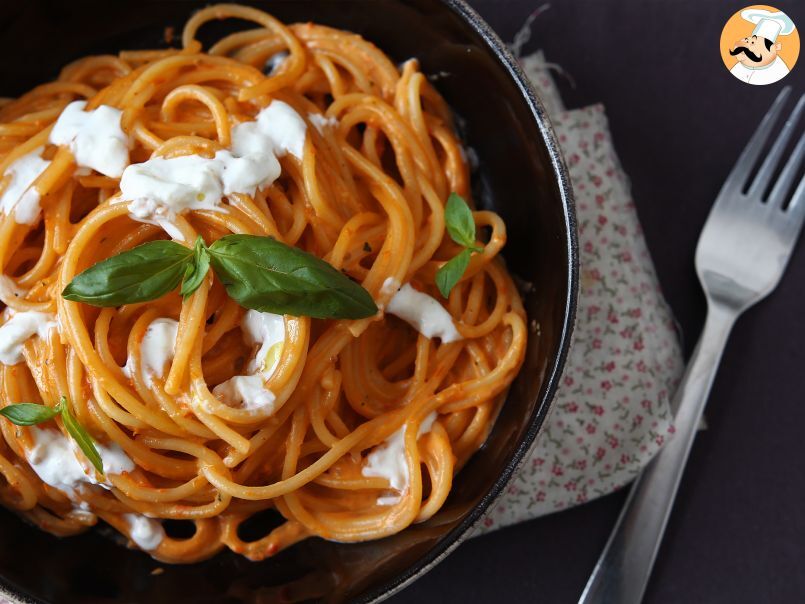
[730,45,763,62]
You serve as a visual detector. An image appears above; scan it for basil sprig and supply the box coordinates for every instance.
[208,235,377,319]
[0,402,60,425]
[435,193,483,297]
[0,396,104,474]
[62,234,378,320]
[63,240,194,306]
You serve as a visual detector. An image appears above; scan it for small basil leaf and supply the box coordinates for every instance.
[62,240,193,307]
[59,397,104,475]
[0,403,60,426]
[444,192,476,249]
[181,236,211,298]
[208,234,378,319]
[436,248,472,298]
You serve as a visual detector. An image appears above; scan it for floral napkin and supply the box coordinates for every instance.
[476,48,683,532]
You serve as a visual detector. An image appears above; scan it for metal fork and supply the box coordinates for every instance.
[579,86,805,604]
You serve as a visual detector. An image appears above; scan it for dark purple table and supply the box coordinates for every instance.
[392,1,805,602]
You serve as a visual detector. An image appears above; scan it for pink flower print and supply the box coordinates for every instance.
[595,447,606,460]
[629,307,643,319]
[551,464,564,477]
[592,338,602,350]
[601,380,612,392]
[533,457,545,467]
[655,435,665,446]
[604,361,616,373]
[633,339,645,351]
[636,360,647,373]
[592,404,605,416]
[564,480,577,492]
[588,304,601,315]
[586,424,597,435]
[589,268,601,280]
[634,414,644,425]
[620,453,631,464]
[568,153,580,166]
[584,241,594,253]
[535,491,546,502]
[484,517,494,527]
[621,251,633,262]
[575,459,587,470]
[592,175,603,187]
[594,132,605,143]
[564,376,575,387]
[598,215,608,226]
[608,311,619,324]
[607,436,619,449]
[566,402,579,413]
[595,194,605,207]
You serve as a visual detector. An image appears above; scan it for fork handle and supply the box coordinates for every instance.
[578,302,736,604]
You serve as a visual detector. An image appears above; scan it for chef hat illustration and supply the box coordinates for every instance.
[741,8,796,42]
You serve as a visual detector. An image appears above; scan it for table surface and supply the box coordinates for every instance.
[391,1,805,603]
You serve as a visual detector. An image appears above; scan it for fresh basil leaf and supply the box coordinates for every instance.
[59,397,103,475]
[181,236,211,298]
[208,234,378,319]
[445,192,476,249]
[436,248,472,298]
[62,240,194,307]
[0,402,60,426]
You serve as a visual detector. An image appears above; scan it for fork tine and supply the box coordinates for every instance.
[749,93,805,199]
[785,170,805,215]
[769,128,805,208]
[722,87,791,193]
[778,174,805,247]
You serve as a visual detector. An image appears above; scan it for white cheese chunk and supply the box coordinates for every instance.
[252,100,307,159]
[213,373,276,412]
[124,318,178,385]
[386,283,462,343]
[49,101,131,178]
[362,412,438,505]
[119,100,304,239]
[0,148,51,224]
[213,310,285,412]
[124,513,165,551]
[26,427,134,498]
[0,311,56,365]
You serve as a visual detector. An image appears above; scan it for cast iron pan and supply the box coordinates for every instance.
[0,1,577,602]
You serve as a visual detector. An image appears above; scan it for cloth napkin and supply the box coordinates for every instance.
[476,41,683,532]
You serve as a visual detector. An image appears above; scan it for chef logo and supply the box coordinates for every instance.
[720,5,799,85]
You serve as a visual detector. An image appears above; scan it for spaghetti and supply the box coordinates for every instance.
[0,4,527,563]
